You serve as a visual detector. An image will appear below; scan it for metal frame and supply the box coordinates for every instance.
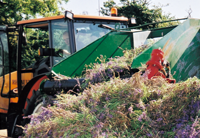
[68,19,76,53]
[49,19,76,66]
[119,18,188,31]
[0,35,5,97]
[65,10,76,53]
[7,27,12,99]
[17,25,23,96]
[48,20,53,68]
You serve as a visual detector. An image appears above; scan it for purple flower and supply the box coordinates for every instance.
[160,131,164,134]
[107,61,113,65]
[146,133,152,137]
[176,123,182,129]
[137,89,142,93]
[157,90,161,96]
[75,133,80,136]
[186,125,190,131]
[128,106,133,113]
[156,118,163,122]
[138,115,142,122]
[48,130,52,135]
[101,132,106,136]
[142,112,147,118]
[108,114,113,118]
[192,103,198,109]
[113,132,118,136]
[96,122,104,129]
[99,113,105,120]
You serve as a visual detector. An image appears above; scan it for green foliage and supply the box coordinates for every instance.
[101,0,178,29]
[0,0,69,25]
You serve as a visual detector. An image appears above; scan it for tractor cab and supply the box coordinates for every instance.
[17,11,128,68]
[13,10,129,95]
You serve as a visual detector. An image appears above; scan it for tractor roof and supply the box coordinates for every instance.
[17,14,128,26]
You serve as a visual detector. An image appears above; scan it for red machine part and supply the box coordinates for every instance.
[145,49,176,83]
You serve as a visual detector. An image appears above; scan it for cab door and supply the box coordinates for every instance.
[0,25,10,114]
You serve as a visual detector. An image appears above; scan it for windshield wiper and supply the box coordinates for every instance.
[98,24,115,30]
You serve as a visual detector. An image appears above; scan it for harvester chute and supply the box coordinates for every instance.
[51,19,181,78]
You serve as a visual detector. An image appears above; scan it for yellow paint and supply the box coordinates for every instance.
[0,108,8,114]
[162,39,171,54]
[164,42,174,58]
[10,97,19,103]
[0,98,9,113]
[0,70,33,113]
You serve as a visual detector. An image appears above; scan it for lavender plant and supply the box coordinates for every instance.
[23,45,200,138]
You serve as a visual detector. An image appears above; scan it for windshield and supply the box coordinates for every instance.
[74,22,126,51]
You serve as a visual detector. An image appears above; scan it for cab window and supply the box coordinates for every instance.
[74,22,127,51]
[22,25,49,69]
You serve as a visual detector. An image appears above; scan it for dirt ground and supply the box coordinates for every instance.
[0,129,7,137]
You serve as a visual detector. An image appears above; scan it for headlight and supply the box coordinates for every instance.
[65,11,74,20]
[130,18,136,24]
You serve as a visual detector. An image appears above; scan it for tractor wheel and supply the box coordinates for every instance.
[32,100,44,114]
[21,90,43,125]
[20,75,48,126]
[22,90,54,126]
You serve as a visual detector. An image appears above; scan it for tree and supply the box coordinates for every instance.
[0,0,69,25]
[101,0,178,29]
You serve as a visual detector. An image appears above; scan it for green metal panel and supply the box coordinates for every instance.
[172,30,200,81]
[52,31,133,77]
[131,18,200,82]
[148,26,176,38]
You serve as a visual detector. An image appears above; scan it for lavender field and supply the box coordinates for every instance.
[22,46,200,138]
